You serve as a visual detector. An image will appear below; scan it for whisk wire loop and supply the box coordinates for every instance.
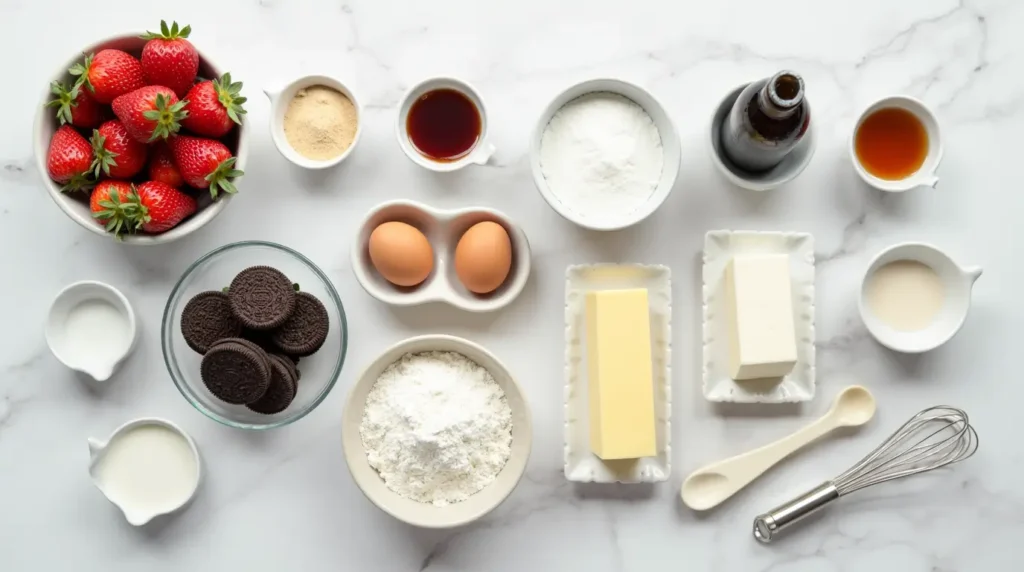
[833,406,978,495]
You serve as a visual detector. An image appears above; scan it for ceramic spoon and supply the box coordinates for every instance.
[681,385,876,511]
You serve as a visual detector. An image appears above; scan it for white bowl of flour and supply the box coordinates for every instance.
[342,335,532,528]
[531,79,681,231]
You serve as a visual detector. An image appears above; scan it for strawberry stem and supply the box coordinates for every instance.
[61,172,95,193]
[204,156,243,199]
[141,20,192,40]
[68,53,94,94]
[93,186,143,240]
[213,73,247,125]
[121,190,152,233]
[142,94,189,141]
[89,131,119,178]
[45,81,79,125]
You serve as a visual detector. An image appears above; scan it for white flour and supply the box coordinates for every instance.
[359,351,513,506]
[539,92,664,219]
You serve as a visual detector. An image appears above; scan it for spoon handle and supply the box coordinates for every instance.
[682,415,837,510]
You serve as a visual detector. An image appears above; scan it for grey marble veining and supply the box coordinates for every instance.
[2,0,1022,570]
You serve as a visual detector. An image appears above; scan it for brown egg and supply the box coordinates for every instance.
[454,221,513,294]
[368,222,434,287]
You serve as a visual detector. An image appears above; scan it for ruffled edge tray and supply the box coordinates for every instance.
[563,264,672,483]
[702,230,816,403]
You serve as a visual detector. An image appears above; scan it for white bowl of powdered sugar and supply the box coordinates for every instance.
[532,79,681,231]
[342,334,531,528]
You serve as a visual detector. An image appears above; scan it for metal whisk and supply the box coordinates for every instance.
[752,406,979,543]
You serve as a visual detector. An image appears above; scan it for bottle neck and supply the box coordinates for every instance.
[758,72,804,119]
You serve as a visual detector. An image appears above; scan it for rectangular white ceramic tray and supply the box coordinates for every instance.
[564,264,672,483]
[702,231,816,403]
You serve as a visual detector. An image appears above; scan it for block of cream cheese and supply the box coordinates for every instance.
[724,254,798,380]
[585,288,657,460]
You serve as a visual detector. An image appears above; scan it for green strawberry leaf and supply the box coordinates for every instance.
[60,172,95,193]
[89,131,119,177]
[204,157,243,199]
[213,73,247,126]
[146,94,189,142]
[44,81,80,126]
[68,54,95,93]
[141,20,191,40]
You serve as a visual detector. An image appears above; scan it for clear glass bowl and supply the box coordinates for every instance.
[162,241,348,429]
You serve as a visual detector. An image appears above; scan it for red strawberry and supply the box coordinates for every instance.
[135,181,197,233]
[91,120,148,179]
[46,125,94,191]
[45,81,103,128]
[140,21,199,98]
[69,49,145,105]
[90,180,141,239]
[168,135,243,198]
[181,73,247,138]
[148,143,184,187]
[111,86,187,143]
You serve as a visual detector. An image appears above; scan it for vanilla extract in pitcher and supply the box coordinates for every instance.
[720,71,810,172]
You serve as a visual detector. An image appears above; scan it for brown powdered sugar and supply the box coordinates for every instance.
[283,85,358,160]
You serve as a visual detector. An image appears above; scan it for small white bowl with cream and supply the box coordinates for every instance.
[265,75,361,169]
[531,79,681,231]
[88,418,201,526]
[46,281,137,382]
[860,243,981,353]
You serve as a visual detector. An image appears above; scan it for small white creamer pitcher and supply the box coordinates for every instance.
[850,95,942,192]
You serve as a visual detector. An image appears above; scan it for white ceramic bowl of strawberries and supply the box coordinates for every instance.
[33,21,249,245]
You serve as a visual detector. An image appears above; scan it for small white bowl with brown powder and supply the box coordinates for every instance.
[265,75,361,169]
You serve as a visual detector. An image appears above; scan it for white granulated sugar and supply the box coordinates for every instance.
[359,351,513,506]
[539,92,664,219]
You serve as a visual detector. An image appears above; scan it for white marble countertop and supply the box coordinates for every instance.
[2,0,1021,570]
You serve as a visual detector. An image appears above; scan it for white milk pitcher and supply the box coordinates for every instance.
[88,418,201,526]
[45,281,137,382]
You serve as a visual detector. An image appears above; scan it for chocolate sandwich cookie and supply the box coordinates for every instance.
[180,291,242,354]
[246,354,298,415]
[200,338,272,404]
[242,328,301,365]
[241,327,277,353]
[271,353,299,383]
[272,292,329,357]
[228,266,297,331]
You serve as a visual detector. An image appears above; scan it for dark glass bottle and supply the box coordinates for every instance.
[720,71,810,172]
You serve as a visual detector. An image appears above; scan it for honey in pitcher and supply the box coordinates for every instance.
[854,108,928,180]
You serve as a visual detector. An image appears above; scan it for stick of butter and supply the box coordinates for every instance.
[724,254,798,380]
[585,288,657,460]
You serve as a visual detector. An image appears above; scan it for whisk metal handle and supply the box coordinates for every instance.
[752,482,839,543]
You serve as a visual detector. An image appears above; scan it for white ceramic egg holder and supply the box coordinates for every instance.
[351,199,531,312]
[563,264,672,483]
[702,231,816,403]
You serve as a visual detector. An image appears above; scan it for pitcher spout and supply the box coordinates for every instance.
[962,265,983,284]
[469,142,496,166]
[122,506,157,527]
[87,437,104,459]
[263,86,282,105]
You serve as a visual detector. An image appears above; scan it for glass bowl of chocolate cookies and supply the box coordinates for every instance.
[162,241,348,429]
